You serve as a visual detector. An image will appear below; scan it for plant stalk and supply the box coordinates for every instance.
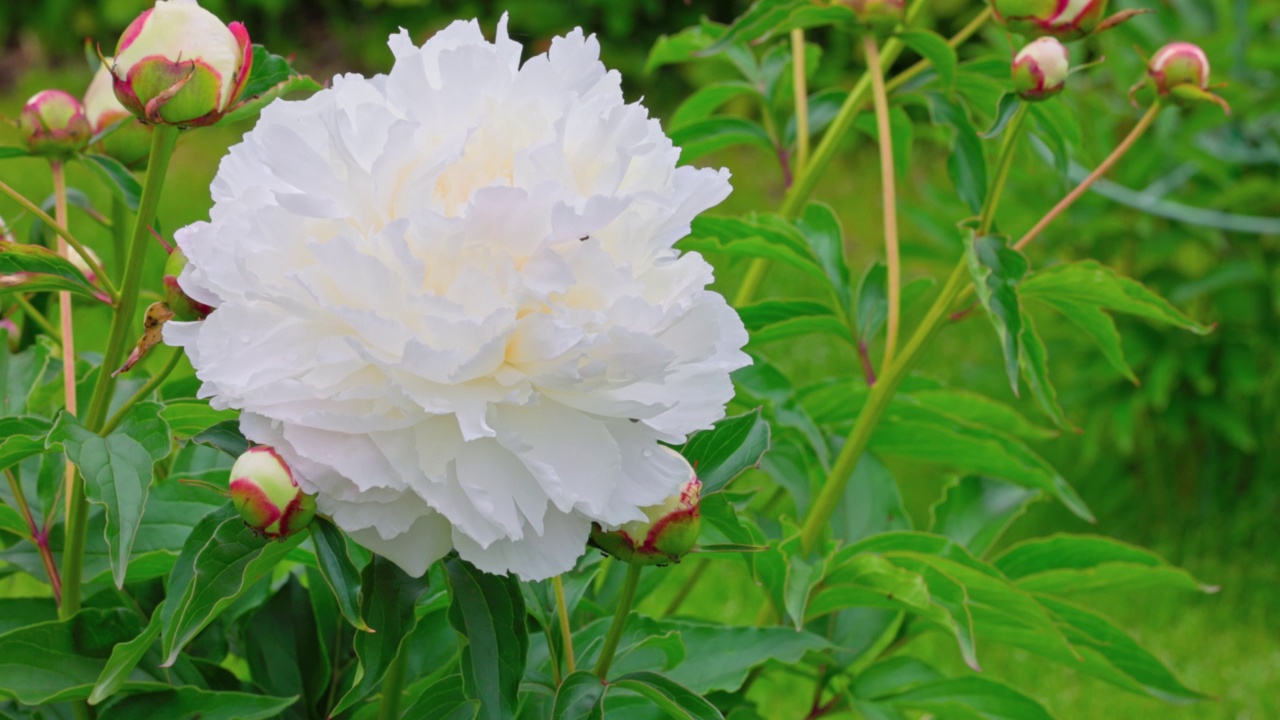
[552,575,577,675]
[100,347,184,436]
[51,161,79,522]
[378,646,408,720]
[13,294,60,340]
[60,124,180,621]
[885,7,993,94]
[864,36,901,370]
[791,28,812,174]
[1015,103,1162,251]
[979,103,1030,235]
[6,469,60,602]
[594,563,642,681]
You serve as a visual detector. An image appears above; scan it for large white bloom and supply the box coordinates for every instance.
[165,16,749,580]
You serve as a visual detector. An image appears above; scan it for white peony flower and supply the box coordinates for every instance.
[165,16,749,581]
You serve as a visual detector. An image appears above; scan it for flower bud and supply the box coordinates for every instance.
[992,0,1107,41]
[111,0,253,127]
[1012,37,1069,101]
[1131,42,1229,114]
[162,248,212,321]
[18,90,92,156]
[840,0,905,29]
[229,446,316,539]
[590,450,701,566]
[84,59,153,167]
[68,247,102,285]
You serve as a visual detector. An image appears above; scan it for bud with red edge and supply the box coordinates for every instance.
[84,59,153,167]
[991,0,1146,42]
[110,0,253,127]
[229,446,316,539]
[163,247,213,321]
[590,449,702,566]
[18,90,92,157]
[1012,37,1069,102]
[1131,42,1230,114]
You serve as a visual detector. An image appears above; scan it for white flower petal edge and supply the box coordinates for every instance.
[165,15,750,580]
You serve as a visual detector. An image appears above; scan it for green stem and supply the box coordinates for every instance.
[60,124,179,621]
[378,646,409,720]
[13,294,60,340]
[552,575,577,675]
[733,0,928,308]
[864,35,901,371]
[978,103,1030,235]
[791,28,811,175]
[100,347,183,436]
[6,468,61,602]
[0,179,119,302]
[110,196,129,287]
[885,7,993,95]
[594,563,642,681]
[662,558,706,617]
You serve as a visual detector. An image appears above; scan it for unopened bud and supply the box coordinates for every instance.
[163,248,213,321]
[229,447,315,539]
[990,0,1144,41]
[84,60,153,167]
[111,0,253,126]
[840,0,905,29]
[1131,42,1229,114]
[590,450,701,566]
[68,247,102,284]
[18,90,92,156]
[1013,37,1069,101]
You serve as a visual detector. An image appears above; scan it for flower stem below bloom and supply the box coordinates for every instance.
[979,102,1030,236]
[791,28,811,175]
[594,563,642,681]
[51,160,78,523]
[553,575,577,675]
[865,35,901,371]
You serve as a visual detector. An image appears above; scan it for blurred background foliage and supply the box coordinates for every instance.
[1,0,1276,717]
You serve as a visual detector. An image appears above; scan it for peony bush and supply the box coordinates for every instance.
[0,0,1230,718]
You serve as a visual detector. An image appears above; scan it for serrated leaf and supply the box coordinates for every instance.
[0,240,102,299]
[311,517,371,632]
[160,504,305,665]
[611,671,724,720]
[50,402,171,588]
[929,476,1040,556]
[445,556,527,720]
[96,685,297,720]
[898,30,957,94]
[552,671,605,720]
[677,409,770,494]
[331,555,429,714]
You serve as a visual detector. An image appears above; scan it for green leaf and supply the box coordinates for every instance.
[855,261,889,343]
[1021,260,1212,334]
[982,94,1023,139]
[191,420,250,457]
[1029,296,1135,382]
[881,676,1055,720]
[659,620,830,694]
[994,534,1215,595]
[670,117,774,163]
[0,417,52,473]
[737,300,835,331]
[0,146,33,160]
[96,685,297,720]
[1037,595,1209,703]
[684,215,827,283]
[0,608,140,705]
[401,675,480,720]
[50,402,171,588]
[552,671,605,720]
[852,657,944,699]
[795,202,853,311]
[159,504,305,665]
[246,577,328,720]
[0,240,101,299]
[704,0,854,53]
[670,81,759,131]
[80,154,141,211]
[611,672,725,720]
[1,335,51,415]
[927,92,987,214]
[311,518,372,632]
[1019,312,1074,430]
[444,556,527,720]
[160,401,239,440]
[0,504,27,539]
[331,555,430,714]
[898,30,957,94]
[219,45,322,125]
[677,409,770,494]
[929,476,1040,556]
[832,454,910,543]
[646,25,717,73]
[904,388,1056,441]
[750,315,855,346]
[966,233,1029,394]
[88,603,164,705]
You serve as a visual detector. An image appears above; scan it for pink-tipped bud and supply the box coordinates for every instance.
[590,449,702,566]
[1148,42,1210,95]
[993,0,1109,41]
[68,247,102,285]
[1012,37,1069,101]
[111,0,253,127]
[229,447,316,539]
[84,59,154,167]
[162,247,213,321]
[18,90,92,156]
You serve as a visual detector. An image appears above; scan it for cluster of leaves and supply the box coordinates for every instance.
[0,1,1236,719]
